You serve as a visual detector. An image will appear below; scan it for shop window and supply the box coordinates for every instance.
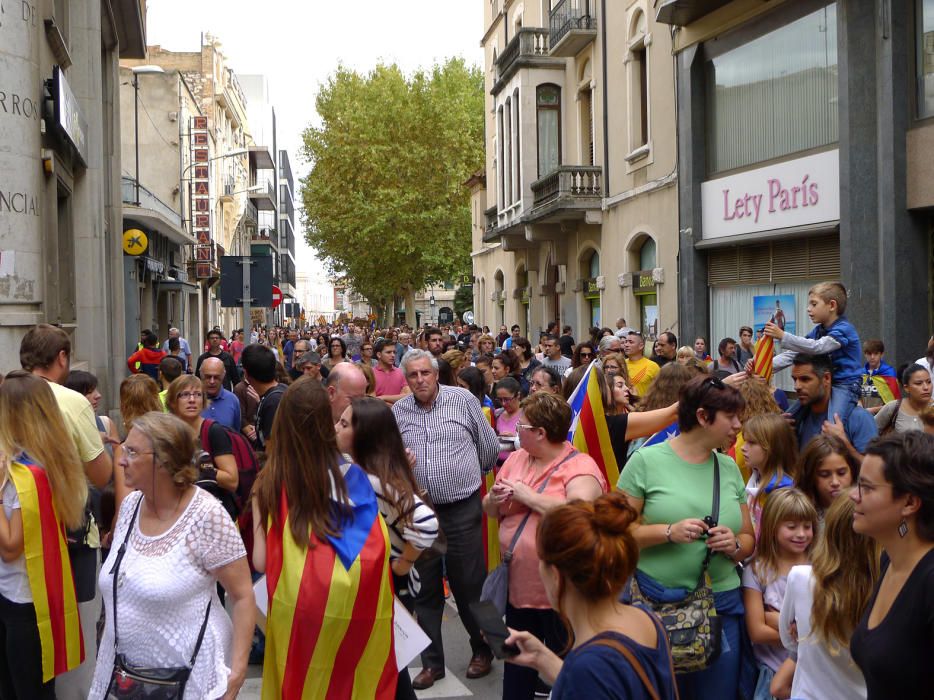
[920,0,934,118]
[537,84,561,177]
[706,4,838,173]
[585,251,601,327]
[636,238,657,339]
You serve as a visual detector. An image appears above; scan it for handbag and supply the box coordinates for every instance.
[480,449,578,614]
[106,497,212,699]
[630,453,724,674]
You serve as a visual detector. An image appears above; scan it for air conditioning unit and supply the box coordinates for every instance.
[652,267,665,284]
[595,275,606,290]
[618,273,631,288]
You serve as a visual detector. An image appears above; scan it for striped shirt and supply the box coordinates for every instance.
[365,475,439,557]
[392,385,499,505]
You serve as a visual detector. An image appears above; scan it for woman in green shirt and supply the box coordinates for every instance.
[618,375,755,700]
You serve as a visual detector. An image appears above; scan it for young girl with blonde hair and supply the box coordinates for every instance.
[0,371,89,697]
[778,494,878,699]
[741,413,799,534]
[742,488,818,699]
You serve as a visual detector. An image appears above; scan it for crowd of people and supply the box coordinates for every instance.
[0,277,933,699]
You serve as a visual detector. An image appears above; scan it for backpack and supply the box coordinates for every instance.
[199,418,260,516]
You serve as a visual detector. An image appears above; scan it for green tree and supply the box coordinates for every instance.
[300,59,484,324]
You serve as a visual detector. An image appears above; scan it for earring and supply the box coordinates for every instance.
[898,519,909,538]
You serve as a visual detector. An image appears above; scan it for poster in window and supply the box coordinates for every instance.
[753,295,796,338]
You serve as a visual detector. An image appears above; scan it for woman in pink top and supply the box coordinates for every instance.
[482,392,607,700]
[495,377,524,465]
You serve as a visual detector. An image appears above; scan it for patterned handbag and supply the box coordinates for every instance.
[630,454,724,673]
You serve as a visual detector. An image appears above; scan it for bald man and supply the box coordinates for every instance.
[326,362,369,423]
[199,356,242,431]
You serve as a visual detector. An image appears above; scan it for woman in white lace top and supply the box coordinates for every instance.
[89,412,254,700]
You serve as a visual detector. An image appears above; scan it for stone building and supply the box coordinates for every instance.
[0,0,146,406]
[471,0,680,342]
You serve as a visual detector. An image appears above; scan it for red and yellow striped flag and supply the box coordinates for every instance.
[568,362,620,487]
[8,458,84,682]
[753,335,775,382]
[868,374,900,404]
[262,464,396,699]
[481,404,501,573]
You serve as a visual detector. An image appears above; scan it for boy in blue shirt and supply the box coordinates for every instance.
[761,281,862,423]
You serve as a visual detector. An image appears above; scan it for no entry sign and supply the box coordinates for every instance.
[271,285,282,309]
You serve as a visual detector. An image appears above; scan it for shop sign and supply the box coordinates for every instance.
[520,287,530,304]
[701,150,839,241]
[122,228,148,256]
[49,66,88,166]
[631,270,656,295]
[583,277,600,299]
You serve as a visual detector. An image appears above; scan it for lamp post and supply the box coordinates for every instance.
[130,65,165,206]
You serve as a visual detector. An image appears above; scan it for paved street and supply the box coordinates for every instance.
[239,597,504,699]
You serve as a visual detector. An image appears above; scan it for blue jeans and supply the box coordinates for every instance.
[627,571,749,700]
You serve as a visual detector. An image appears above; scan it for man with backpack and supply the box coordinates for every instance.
[199,357,242,431]
[241,344,287,451]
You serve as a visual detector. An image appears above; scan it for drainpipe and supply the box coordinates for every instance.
[600,0,609,197]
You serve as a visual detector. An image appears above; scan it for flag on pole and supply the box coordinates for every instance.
[480,402,501,573]
[262,463,396,699]
[567,362,620,487]
[753,334,774,381]
[8,457,85,682]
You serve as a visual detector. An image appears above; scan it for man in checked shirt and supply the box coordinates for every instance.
[392,349,499,689]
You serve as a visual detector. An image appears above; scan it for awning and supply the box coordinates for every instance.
[156,280,200,294]
[124,205,194,248]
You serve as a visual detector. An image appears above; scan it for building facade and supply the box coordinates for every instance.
[278,149,297,307]
[471,0,680,342]
[666,0,933,367]
[0,0,146,405]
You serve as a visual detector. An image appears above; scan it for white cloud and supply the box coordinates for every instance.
[146,0,484,283]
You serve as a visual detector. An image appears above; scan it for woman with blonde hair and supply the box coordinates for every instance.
[741,413,799,535]
[253,378,397,698]
[778,494,878,699]
[0,371,89,697]
[89,412,254,699]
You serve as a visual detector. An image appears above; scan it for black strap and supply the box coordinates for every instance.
[700,453,721,572]
[503,449,579,560]
[110,495,212,668]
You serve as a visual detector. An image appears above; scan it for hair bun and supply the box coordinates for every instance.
[591,492,638,536]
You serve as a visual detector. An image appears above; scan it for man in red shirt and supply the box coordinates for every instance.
[373,337,408,404]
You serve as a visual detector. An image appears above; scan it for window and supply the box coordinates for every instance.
[537,84,561,177]
[585,251,600,327]
[579,60,595,165]
[706,4,838,173]
[629,11,649,150]
[920,0,934,117]
[497,106,505,207]
[504,97,513,204]
[512,89,521,203]
[637,237,657,339]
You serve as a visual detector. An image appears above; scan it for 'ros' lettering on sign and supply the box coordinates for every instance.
[0,91,41,120]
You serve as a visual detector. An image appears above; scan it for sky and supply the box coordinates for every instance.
[146,0,485,285]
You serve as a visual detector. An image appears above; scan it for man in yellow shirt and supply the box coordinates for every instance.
[623,330,660,397]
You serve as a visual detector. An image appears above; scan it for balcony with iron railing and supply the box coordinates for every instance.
[493,28,562,94]
[528,165,603,221]
[122,177,182,227]
[549,0,597,57]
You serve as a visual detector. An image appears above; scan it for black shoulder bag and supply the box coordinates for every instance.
[106,497,211,699]
[629,453,724,673]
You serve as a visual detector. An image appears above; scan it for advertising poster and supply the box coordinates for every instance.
[753,295,796,337]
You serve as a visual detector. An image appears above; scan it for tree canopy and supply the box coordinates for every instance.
[300,59,484,317]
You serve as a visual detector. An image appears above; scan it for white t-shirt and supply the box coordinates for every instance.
[89,489,246,700]
[0,479,30,603]
[780,565,867,700]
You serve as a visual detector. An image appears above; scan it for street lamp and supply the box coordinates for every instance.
[181,148,249,181]
[131,65,165,206]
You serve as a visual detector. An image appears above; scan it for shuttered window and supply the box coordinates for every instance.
[707,235,840,286]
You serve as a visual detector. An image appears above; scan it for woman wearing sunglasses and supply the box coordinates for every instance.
[618,375,755,699]
[483,392,607,699]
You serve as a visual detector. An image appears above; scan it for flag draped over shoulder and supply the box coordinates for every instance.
[8,457,84,682]
[753,335,774,381]
[567,362,620,487]
[263,463,396,700]
[480,403,500,573]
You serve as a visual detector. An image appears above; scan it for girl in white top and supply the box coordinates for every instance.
[89,412,254,700]
[778,494,879,700]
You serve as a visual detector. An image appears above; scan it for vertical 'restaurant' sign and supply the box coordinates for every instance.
[190,116,213,278]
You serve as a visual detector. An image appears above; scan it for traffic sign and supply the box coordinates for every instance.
[271,285,282,309]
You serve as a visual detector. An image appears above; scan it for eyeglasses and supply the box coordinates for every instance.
[497,395,518,403]
[123,447,155,461]
[579,352,593,359]
[516,423,540,432]
[856,479,893,498]
[178,391,203,400]
[699,376,726,397]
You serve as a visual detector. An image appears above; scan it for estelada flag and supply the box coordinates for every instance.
[7,456,84,682]
[262,463,396,699]
[753,335,775,381]
[567,361,620,487]
[480,402,500,573]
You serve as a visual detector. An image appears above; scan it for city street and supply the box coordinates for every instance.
[239,597,504,699]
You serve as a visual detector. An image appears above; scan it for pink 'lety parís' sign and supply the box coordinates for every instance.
[701,150,839,241]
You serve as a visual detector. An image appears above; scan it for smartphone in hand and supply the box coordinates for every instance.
[469,600,519,659]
